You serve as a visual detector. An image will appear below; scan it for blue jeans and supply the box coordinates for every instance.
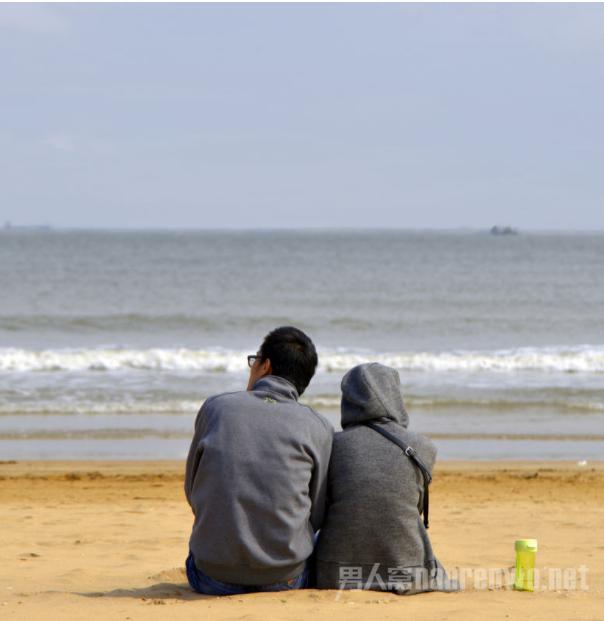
[186,553,310,596]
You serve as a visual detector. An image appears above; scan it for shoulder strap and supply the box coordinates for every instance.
[364,421,432,529]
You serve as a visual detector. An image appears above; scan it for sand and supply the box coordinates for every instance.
[1,460,603,620]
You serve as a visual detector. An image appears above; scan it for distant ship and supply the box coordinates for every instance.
[490,226,518,236]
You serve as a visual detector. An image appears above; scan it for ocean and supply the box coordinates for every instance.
[1,230,603,460]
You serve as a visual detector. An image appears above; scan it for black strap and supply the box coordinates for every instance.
[364,421,432,529]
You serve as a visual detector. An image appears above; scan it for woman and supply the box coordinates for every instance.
[314,362,456,594]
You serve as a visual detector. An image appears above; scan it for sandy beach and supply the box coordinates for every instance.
[0,460,602,620]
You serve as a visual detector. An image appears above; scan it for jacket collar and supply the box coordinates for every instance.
[252,375,299,401]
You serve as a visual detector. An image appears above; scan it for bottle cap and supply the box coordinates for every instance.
[515,539,538,552]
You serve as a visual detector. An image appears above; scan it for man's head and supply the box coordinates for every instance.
[246,326,318,396]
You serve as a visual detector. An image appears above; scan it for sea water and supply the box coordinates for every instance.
[1,230,603,459]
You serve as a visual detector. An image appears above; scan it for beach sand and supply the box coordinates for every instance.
[1,460,603,620]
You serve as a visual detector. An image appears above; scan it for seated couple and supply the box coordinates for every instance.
[184,326,455,596]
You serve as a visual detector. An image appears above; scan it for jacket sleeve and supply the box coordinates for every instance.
[184,403,208,510]
[308,426,334,532]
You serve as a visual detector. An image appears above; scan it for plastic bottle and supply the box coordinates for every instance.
[514,539,538,591]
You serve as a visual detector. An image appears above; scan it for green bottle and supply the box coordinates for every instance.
[514,539,538,591]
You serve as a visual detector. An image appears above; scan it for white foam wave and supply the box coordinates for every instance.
[321,346,604,374]
[3,396,602,417]
[1,345,604,374]
[0,347,243,373]
[0,400,200,416]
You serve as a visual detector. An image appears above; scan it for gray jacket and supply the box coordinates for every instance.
[185,375,333,586]
[315,363,454,594]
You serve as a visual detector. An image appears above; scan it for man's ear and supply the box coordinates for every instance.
[261,358,272,376]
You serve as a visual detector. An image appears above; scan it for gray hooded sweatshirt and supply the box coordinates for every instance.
[185,375,333,586]
[314,363,454,594]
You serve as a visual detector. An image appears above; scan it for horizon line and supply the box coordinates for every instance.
[2,225,604,234]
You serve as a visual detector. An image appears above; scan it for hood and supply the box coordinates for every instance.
[340,363,409,428]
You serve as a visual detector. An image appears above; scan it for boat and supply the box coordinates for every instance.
[490,226,519,236]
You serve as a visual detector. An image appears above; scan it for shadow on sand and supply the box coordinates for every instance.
[77,568,212,601]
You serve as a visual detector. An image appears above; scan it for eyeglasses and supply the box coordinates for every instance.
[247,354,260,368]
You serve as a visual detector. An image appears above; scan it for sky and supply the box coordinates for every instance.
[1,3,604,230]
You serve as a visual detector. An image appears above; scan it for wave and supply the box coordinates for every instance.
[1,345,604,373]
[2,396,602,417]
[0,400,200,416]
[6,429,604,442]
[319,346,604,374]
[0,314,288,333]
[0,429,192,440]
[304,395,604,413]
[0,314,512,334]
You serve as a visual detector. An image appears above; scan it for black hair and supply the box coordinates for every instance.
[259,326,318,396]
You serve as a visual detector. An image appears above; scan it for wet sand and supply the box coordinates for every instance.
[1,460,603,620]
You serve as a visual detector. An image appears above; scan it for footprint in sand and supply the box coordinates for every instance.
[19,553,41,559]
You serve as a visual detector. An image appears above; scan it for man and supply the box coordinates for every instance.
[185,326,333,595]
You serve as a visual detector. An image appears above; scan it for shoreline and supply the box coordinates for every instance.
[2,458,604,469]
[2,432,602,463]
[3,432,604,441]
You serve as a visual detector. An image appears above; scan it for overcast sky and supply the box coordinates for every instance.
[1,3,603,230]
